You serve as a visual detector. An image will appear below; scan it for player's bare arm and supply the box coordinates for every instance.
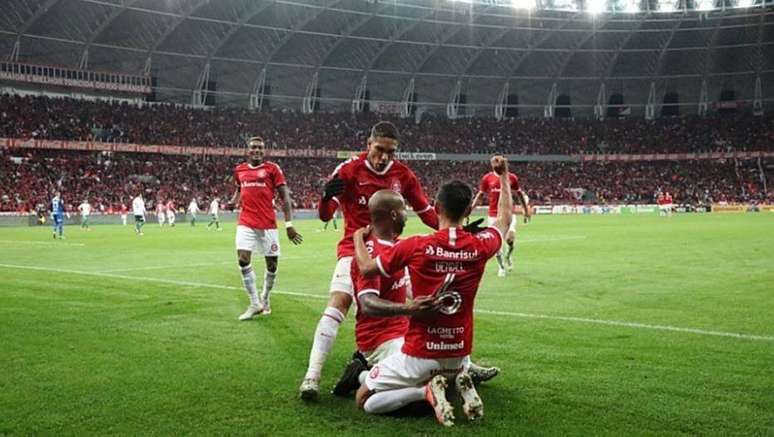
[358,294,440,318]
[517,190,531,223]
[353,227,379,277]
[470,191,483,208]
[229,186,240,207]
[277,184,302,245]
[491,156,513,236]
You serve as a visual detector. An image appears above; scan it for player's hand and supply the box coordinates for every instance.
[405,295,442,318]
[491,155,508,175]
[463,217,486,234]
[353,225,371,241]
[287,227,303,245]
[322,176,345,201]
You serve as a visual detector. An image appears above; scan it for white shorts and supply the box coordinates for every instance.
[235,225,280,256]
[365,352,470,392]
[157,214,165,223]
[487,215,517,233]
[329,256,353,296]
[166,211,175,222]
[362,337,404,367]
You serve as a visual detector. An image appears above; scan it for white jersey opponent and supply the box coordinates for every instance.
[78,202,91,216]
[209,199,219,216]
[132,196,146,217]
[188,200,199,215]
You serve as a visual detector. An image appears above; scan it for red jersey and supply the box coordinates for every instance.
[234,161,286,229]
[479,172,520,217]
[665,194,673,204]
[156,203,166,213]
[321,153,436,258]
[657,194,666,205]
[120,204,127,214]
[166,201,175,212]
[375,226,503,359]
[351,235,410,353]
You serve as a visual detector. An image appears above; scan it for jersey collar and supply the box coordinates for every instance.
[364,158,394,176]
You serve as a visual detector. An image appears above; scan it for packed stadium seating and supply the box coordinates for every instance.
[2,94,772,154]
[2,148,770,213]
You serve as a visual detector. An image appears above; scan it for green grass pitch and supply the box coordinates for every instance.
[1,213,772,435]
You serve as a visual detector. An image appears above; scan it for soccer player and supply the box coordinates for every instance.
[299,121,439,400]
[471,156,530,277]
[332,190,498,398]
[351,156,514,427]
[188,198,199,226]
[78,199,91,231]
[119,202,128,226]
[664,191,674,218]
[166,200,176,226]
[51,191,66,239]
[232,136,303,321]
[156,200,166,226]
[132,193,146,236]
[207,197,222,231]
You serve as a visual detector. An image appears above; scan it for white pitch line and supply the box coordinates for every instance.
[0,239,86,247]
[0,262,771,343]
[99,261,234,273]
[518,236,587,243]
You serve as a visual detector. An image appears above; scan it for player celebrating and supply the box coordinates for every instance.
[132,193,146,236]
[166,199,176,226]
[232,136,303,321]
[352,157,513,427]
[299,121,439,400]
[471,156,530,277]
[207,197,222,231]
[78,198,91,231]
[51,191,66,239]
[188,198,199,226]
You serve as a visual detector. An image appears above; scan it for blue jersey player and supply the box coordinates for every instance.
[51,192,66,239]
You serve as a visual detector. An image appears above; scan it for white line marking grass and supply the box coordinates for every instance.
[0,239,86,247]
[0,263,771,343]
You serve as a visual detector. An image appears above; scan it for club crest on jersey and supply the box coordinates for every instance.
[256,169,267,179]
[390,179,401,193]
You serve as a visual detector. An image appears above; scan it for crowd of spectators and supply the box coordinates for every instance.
[1,94,772,155]
[2,149,770,214]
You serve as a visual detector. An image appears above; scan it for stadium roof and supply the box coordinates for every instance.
[1,0,773,116]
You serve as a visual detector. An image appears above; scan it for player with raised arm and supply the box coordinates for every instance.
[51,191,66,239]
[298,121,440,401]
[471,156,530,277]
[207,197,222,231]
[232,136,303,321]
[132,193,146,236]
[78,198,91,231]
[351,156,513,427]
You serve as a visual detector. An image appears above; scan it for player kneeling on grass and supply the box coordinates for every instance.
[333,190,500,399]
[351,157,513,427]
[232,136,303,320]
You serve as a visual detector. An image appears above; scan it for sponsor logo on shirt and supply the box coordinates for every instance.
[241,181,267,188]
[424,246,479,260]
[425,340,464,351]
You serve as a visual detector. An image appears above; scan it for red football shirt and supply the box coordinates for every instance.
[374,226,503,359]
[479,172,520,217]
[234,161,286,229]
[166,201,175,212]
[328,153,434,258]
[351,235,410,353]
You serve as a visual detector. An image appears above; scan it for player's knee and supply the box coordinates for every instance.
[329,291,352,314]
[265,257,278,273]
[237,253,251,267]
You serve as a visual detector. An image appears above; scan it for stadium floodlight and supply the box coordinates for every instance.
[694,0,715,10]
[620,0,640,12]
[511,0,537,9]
[551,0,578,10]
[657,0,679,11]
[587,0,607,13]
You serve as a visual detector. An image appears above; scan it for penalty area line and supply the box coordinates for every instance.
[0,263,771,343]
[0,239,86,247]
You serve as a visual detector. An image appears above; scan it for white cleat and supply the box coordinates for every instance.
[497,268,507,277]
[299,378,320,401]
[456,371,484,421]
[424,375,455,427]
[238,304,263,321]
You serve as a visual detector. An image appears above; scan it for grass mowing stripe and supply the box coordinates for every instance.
[2,262,771,343]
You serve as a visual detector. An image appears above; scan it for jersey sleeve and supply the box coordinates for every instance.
[272,164,287,187]
[510,174,520,191]
[475,227,504,259]
[374,236,419,278]
[479,175,489,193]
[355,270,381,298]
[233,168,241,188]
